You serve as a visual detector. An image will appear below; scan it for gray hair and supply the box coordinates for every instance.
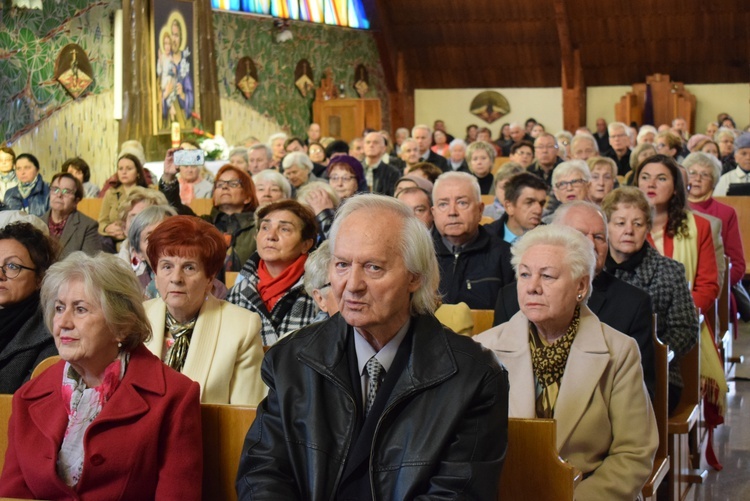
[328,194,440,315]
[401,138,418,149]
[553,200,609,239]
[127,205,177,254]
[551,160,591,186]
[555,130,573,145]
[449,138,467,151]
[303,240,331,297]
[282,151,313,172]
[608,121,628,136]
[466,140,497,164]
[630,142,657,170]
[715,127,736,144]
[41,252,152,352]
[637,125,658,143]
[253,169,292,199]
[268,132,288,145]
[249,143,273,160]
[412,124,432,136]
[682,151,723,188]
[116,187,169,223]
[433,171,482,203]
[571,133,598,153]
[511,224,595,301]
[296,181,340,208]
[229,147,249,163]
[395,127,410,137]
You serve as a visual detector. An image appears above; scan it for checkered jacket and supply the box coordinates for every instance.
[227,253,318,346]
[609,244,699,389]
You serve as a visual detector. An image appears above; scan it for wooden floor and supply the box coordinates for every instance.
[686,322,750,501]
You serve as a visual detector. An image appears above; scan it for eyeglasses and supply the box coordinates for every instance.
[687,170,713,180]
[0,262,36,279]
[51,187,76,197]
[555,178,587,190]
[330,175,355,183]
[610,133,628,139]
[215,180,242,189]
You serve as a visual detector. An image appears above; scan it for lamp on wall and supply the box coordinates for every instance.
[12,0,43,9]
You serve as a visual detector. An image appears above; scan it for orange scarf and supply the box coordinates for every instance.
[257,254,308,311]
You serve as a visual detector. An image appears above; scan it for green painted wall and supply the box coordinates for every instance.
[212,11,389,138]
[0,0,116,145]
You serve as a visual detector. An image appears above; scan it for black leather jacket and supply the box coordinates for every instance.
[236,313,509,500]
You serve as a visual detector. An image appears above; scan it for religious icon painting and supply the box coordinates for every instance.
[354,64,369,97]
[235,56,259,100]
[470,91,511,124]
[295,59,315,97]
[54,44,94,99]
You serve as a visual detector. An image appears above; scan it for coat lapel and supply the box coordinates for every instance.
[182,296,222,396]
[58,211,79,249]
[553,306,610,450]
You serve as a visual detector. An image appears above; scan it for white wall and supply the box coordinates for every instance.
[416,84,750,137]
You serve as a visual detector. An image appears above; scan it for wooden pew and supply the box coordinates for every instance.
[201,404,256,501]
[667,326,706,501]
[498,418,580,500]
[78,197,104,221]
[470,309,494,336]
[31,355,61,379]
[0,393,12,475]
[714,196,750,275]
[642,314,669,501]
[190,198,214,217]
[481,194,495,206]
[715,256,734,374]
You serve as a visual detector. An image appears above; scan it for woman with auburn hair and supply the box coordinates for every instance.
[228,199,319,345]
[198,163,259,271]
[143,216,265,405]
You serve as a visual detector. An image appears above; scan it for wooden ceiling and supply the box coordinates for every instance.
[366,0,750,89]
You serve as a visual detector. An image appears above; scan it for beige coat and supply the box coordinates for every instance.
[474,305,657,501]
[144,295,267,405]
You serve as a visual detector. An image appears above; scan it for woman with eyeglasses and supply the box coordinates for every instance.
[542,160,591,222]
[40,173,101,259]
[0,222,58,393]
[327,155,368,202]
[200,164,259,271]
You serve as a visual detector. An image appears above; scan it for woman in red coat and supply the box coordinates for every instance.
[0,252,202,500]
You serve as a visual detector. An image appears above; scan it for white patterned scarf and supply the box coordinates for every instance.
[56,352,129,487]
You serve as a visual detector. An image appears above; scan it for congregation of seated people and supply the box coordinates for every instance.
[0,113,746,499]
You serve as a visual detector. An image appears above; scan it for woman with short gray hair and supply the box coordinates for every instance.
[475,224,657,500]
[254,168,292,206]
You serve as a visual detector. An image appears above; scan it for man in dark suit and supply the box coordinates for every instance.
[593,118,610,154]
[362,132,400,196]
[412,124,449,172]
[604,121,632,176]
[237,194,509,500]
[493,201,656,397]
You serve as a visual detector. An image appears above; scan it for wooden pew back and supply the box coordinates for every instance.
[0,393,12,475]
[470,309,495,336]
[498,418,579,500]
[201,404,256,501]
[78,197,104,221]
[714,196,750,275]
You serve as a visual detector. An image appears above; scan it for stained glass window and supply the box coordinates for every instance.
[212,0,370,29]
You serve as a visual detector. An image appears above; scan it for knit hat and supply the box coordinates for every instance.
[687,134,709,152]
[735,133,750,151]
[327,155,368,193]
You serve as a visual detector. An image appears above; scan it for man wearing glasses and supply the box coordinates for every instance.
[528,133,563,187]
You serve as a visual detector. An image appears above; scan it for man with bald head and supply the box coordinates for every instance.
[492,201,655,397]
[362,131,400,196]
[412,125,449,172]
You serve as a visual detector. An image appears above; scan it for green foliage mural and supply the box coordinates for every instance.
[212,11,389,138]
[0,0,115,144]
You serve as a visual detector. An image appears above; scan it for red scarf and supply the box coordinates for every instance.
[257,253,308,311]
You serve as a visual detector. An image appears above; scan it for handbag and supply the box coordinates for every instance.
[731,281,750,321]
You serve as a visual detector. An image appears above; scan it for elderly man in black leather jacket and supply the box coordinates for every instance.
[237,194,509,500]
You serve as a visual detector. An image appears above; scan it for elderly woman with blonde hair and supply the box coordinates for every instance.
[475,224,657,500]
[0,252,202,499]
[586,156,617,204]
[466,140,496,194]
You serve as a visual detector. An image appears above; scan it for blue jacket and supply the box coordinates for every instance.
[4,174,50,217]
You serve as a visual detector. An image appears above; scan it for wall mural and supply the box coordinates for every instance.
[212,11,389,138]
[0,0,115,144]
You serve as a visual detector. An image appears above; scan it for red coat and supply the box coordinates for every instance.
[0,344,203,500]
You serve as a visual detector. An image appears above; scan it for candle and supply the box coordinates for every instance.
[171,122,180,148]
[215,120,223,137]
